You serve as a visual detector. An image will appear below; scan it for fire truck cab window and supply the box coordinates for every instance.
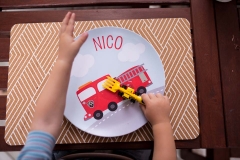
[78,87,96,101]
[97,79,106,92]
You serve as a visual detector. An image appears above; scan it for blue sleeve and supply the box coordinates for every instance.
[17,131,56,160]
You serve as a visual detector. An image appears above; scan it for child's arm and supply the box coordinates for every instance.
[141,93,176,160]
[30,12,88,139]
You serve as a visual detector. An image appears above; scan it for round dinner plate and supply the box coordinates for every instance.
[64,27,165,137]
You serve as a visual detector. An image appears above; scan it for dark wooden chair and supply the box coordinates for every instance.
[59,153,133,160]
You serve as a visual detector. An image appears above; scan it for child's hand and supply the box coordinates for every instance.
[141,93,171,126]
[141,94,176,160]
[58,12,88,64]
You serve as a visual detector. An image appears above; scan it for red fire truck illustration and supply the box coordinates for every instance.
[76,64,152,121]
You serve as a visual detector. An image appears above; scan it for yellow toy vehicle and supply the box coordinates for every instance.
[103,76,144,105]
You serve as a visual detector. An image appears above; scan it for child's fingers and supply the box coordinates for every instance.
[163,95,168,98]
[156,93,163,98]
[75,32,88,48]
[141,94,150,105]
[61,12,71,34]
[148,93,155,99]
[163,96,169,101]
[164,96,170,103]
[66,13,75,36]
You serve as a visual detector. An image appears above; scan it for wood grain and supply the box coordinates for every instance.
[230,148,240,157]
[215,0,240,148]
[0,96,6,119]
[0,0,190,9]
[0,127,23,151]
[0,123,200,151]
[0,8,191,35]
[0,67,8,89]
[0,38,9,61]
[190,0,226,147]
[0,94,200,150]
[0,137,200,151]
[207,149,230,160]
[181,149,206,160]
[53,138,200,150]
[0,4,201,150]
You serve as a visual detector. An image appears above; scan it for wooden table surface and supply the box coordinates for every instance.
[0,0,234,151]
[214,0,240,148]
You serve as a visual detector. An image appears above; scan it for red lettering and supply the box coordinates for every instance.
[93,37,102,51]
[115,36,123,50]
[107,35,113,49]
[102,36,106,49]
[93,35,123,51]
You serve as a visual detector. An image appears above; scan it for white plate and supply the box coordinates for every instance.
[64,27,165,137]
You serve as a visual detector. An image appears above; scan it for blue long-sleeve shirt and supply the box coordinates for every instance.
[17,131,56,160]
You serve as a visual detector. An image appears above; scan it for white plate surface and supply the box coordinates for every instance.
[64,27,165,137]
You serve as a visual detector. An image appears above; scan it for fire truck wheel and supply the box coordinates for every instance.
[108,102,118,111]
[93,110,103,120]
[136,86,147,95]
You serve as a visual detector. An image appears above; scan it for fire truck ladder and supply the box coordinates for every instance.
[117,64,147,84]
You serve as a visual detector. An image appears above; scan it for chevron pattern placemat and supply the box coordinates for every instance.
[5,18,199,145]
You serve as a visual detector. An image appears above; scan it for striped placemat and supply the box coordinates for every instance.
[5,18,199,145]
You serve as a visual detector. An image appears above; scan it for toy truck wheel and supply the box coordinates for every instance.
[121,85,127,89]
[136,86,147,95]
[130,98,136,103]
[118,91,123,97]
[94,110,103,120]
[118,92,126,100]
[108,102,118,111]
